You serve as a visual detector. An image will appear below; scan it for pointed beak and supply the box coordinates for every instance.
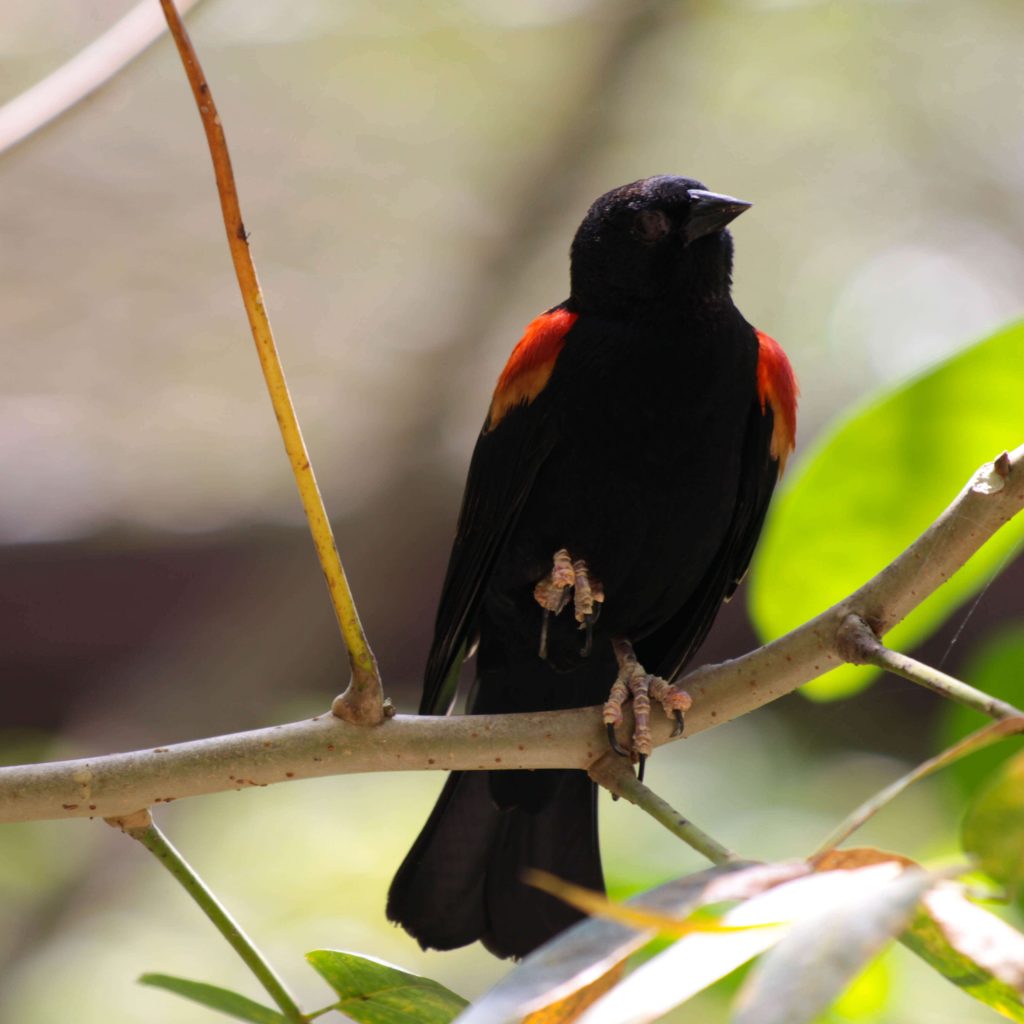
[685,189,752,243]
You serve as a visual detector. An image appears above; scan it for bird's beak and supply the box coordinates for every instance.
[685,189,752,243]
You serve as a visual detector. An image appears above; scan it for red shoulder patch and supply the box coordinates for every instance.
[487,307,579,430]
[755,330,798,473]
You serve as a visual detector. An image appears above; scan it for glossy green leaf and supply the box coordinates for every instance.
[306,949,467,1024]
[750,320,1024,700]
[902,886,1024,1022]
[963,749,1024,897]
[138,974,286,1024]
[575,861,909,1024]
[454,861,803,1024]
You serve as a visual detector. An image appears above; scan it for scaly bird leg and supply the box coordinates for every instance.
[604,636,693,781]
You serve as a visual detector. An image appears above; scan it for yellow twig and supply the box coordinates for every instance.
[158,0,382,723]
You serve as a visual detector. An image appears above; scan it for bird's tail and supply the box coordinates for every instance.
[386,767,603,959]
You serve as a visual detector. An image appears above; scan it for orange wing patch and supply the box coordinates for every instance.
[755,330,798,473]
[487,307,579,430]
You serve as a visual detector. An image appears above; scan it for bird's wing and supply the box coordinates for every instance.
[420,304,578,715]
[640,330,797,682]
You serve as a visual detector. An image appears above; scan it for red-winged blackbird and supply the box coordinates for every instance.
[387,175,797,959]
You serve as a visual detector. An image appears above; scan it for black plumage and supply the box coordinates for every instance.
[388,175,796,959]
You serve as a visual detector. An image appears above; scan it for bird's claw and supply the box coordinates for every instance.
[580,613,595,657]
[539,609,551,660]
[606,722,629,758]
[533,549,604,657]
[602,637,692,764]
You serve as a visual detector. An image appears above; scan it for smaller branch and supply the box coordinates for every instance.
[589,755,737,865]
[0,0,203,157]
[837,614,1024,721]
[157,0,382,723]
[109,812,305,1023]
[812,716,1024,858]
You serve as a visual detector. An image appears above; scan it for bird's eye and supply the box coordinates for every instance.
[633,209,671,243]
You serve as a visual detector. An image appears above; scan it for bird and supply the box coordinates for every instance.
[387,174,797,960]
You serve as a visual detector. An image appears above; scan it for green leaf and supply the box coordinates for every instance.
[138,974,287,1024]
[574,861,912,1024]
[750,319,1024,700]
[455,861,804,1024]
[963,749,1024,897]
[731,868,933,1024]
[902,886,1024,1022]
[306,949,467,1024]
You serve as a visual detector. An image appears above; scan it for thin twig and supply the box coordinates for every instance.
[108,811,306,1023]
[837,613,1024,721]
[0,447,1021,824]
[157,0,382,724]
[0,0,204,157]
[589,755,738,865]
[811,717,1024,859]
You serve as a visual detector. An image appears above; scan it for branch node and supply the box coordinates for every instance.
[835,612,882,665]
[105,808,153,833]
[838,613,1024,723]
[972,453,1011,494]
[331,676,386,726]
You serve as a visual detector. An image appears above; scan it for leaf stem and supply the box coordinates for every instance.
[156,0,382,723]
[812,717,1024,858]
[113,811,306,1023]
[305,1005,337,1021]
[589,754,738,865]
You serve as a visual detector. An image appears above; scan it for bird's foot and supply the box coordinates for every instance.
[533,548,604,657]
[603,636,692,781]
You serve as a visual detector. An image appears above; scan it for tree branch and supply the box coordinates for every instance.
[0,446,1020,825]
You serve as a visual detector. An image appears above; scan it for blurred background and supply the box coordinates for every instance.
[1,0,1023,1020]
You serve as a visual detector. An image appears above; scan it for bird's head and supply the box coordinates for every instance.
[569,175,750,316]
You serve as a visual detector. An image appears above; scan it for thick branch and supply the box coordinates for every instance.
[0,447,1021,825]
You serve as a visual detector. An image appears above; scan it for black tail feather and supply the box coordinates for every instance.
[387,768,603,960]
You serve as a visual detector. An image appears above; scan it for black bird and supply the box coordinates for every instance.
[387,175,797,959]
